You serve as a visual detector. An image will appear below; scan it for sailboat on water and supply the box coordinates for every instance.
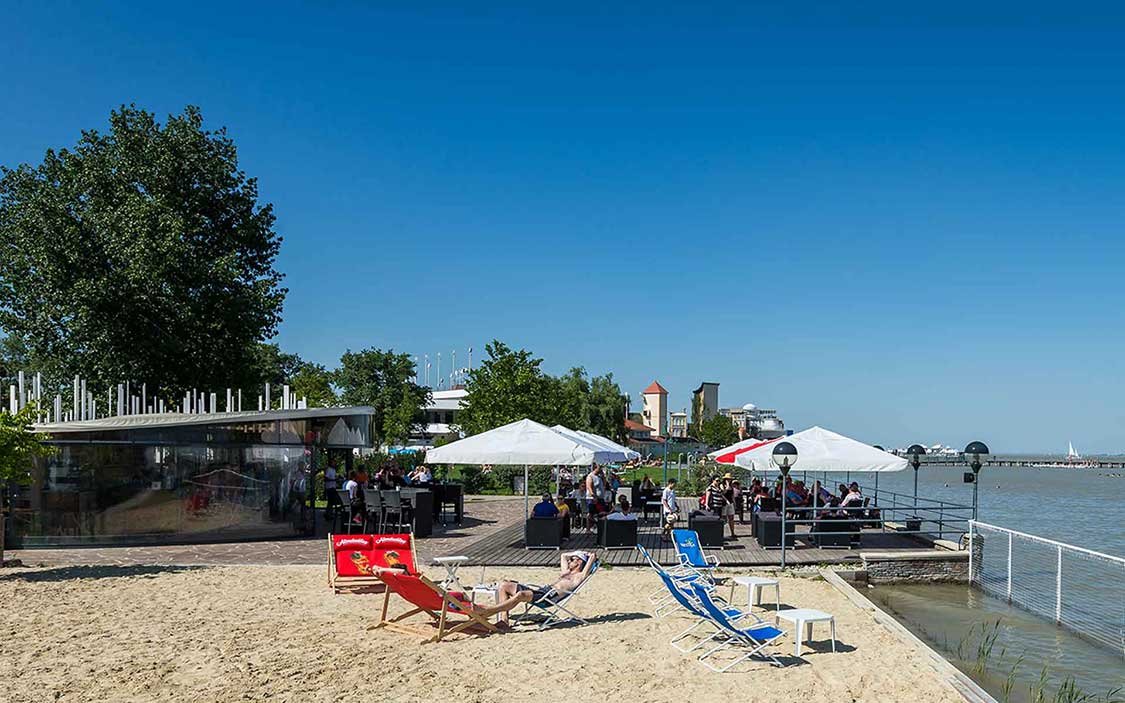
[1067,442,1081,461]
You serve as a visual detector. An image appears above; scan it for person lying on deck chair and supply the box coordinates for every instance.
[494,551,596,624]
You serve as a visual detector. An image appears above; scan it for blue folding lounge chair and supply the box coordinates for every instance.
[515,560,600,630]
[672,529,719,582]
[689,582,786,671]
[653,566,758,653]
[636,544,700,613]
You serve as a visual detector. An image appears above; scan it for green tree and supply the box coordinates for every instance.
[586,372,626,443]
[290,362,337,407]
[335,348,429,446]
[0,105,287,397]
[457,340,559,435]
[250,343,304,391]
[0,405,52,564]
[698,412,738,449]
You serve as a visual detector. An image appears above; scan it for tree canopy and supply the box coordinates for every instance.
[335,348,429,446]
[698,412,739,449]
[0,105,286,398]
[457,340,626,441]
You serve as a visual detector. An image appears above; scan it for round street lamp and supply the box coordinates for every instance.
[907,444,926,510]
[963,441,990,521]
[772,441,798,568]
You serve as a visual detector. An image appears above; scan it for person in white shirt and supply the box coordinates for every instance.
[342,472,359,501]
[606,497,638,521]
[324,460,340,515]
[661,478,679,542]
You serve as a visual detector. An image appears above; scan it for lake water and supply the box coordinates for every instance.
[839,464,1125,700]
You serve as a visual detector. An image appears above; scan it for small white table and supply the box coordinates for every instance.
[433,555,470,589]
[775,608,836,657]
[731,576,780,614]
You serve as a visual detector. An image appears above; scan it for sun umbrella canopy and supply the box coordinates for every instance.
[732,426,908,473]
[576,430,641,461]
[425,418,599,466]
[709,436,784,464]
[548,425,628,463]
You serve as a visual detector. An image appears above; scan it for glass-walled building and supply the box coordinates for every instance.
[12,407,373,547]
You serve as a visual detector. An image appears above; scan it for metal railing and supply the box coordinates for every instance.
[968,520,1125,657]
[761,484,974,542]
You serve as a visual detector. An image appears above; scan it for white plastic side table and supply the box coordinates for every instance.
[775,608,836,657]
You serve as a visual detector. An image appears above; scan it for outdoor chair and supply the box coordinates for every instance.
[373,569,503,643]
[514,560,600,630]
[335,489,361,533]
[655,565,755,653]
[689,582,787,672]
[363,488,383,533]
[381,490,408,533]
[327,532,418,594]
[672,529,720,582]
[525,516,566,549]
[597,518,638,549]
[636,543,710,617]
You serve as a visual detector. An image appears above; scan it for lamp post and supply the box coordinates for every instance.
[963,441,990,522]
[772,441,798,568]
[907,444,926,510]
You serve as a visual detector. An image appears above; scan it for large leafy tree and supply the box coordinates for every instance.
[335,348,429,445]
[0,405,52,564]
[457,341,560,435]
[290,362,337,407]
[457,341,626,440]
[698,412,738,449]
[0,105,287,397]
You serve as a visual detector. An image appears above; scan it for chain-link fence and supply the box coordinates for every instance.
[969,520,1125,657]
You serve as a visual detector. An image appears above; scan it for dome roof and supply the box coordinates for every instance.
[742,403,758,411]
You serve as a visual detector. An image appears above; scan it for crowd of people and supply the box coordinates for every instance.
[326,458,437,525]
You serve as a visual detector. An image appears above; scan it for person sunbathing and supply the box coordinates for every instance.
[493,551,596,624]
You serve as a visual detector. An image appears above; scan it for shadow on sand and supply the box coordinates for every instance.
[0,564,207,583]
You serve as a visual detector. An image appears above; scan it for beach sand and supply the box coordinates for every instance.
[0,564,962,703]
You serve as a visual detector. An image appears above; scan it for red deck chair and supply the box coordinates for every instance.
[328,533,418,593]
[374,570,503,643]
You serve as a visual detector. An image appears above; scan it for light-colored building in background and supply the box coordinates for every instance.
[669,411,688,438]
[691,382,719,427]
[719,402,787,440]
[641,380,668,438]
[410,387,467,446]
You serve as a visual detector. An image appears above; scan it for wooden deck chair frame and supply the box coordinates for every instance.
[327,532,417,594]
[373,572,502,643]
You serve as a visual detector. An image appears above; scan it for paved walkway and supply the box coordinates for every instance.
[8,495,526,567]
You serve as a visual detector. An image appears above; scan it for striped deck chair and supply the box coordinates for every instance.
[689,582,787,671]
[515,559,600,630]
[373,570,505,643]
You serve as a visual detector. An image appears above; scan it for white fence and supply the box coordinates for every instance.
[968,520,1125,657]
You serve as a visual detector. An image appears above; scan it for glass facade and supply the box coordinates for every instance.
[12,412,372,546]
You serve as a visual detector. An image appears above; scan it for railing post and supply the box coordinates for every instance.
[967,522,974,584]
[1055,545,1062,624]
[1006,532,1012,603]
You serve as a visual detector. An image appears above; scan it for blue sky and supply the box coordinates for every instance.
[3,2,1124,452]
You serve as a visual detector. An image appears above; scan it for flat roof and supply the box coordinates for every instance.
[33,406,374,434]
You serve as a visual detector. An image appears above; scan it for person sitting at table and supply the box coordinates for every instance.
[532,493,560,518]
[838,483,850,503]
[553,492,571,519]
[494,551,597,624]
[606,497,637,521]
[355,465,369,488]
[841,482,865,515]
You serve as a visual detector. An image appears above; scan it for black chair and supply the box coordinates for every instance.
[381,490,407,532]
[363,488,383,533]
[439,483,463,525]
[811,517,856,548]
[688,512,725,548]
[525,516,565,549]
[597,518,639,549]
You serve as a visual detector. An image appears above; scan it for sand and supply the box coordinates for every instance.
[0,564,962,703]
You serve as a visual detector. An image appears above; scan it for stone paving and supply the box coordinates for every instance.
[7,495,526,568]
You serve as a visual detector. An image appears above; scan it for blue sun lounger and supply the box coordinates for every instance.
[652,565,760,653]
[636,543,702,615]
[672,529,719,582]
[689,581,787,671]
